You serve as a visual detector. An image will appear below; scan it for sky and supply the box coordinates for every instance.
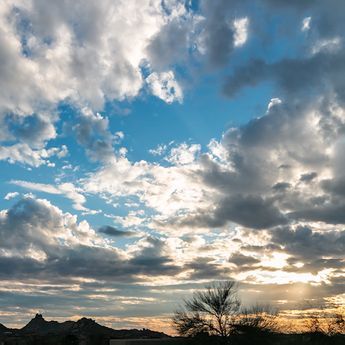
[0,0,344,334]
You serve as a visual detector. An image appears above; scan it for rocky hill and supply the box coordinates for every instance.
[0,322,10,334]
[21,314,74,335]
[0,314,169,345]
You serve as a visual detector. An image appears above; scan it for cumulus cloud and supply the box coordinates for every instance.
[73,108,116,163]
[146,13,190,71]
[0,0,174,110]
[229,252,260,267]
[0,0,191,165]
[233,17,249,47]
[0,197,98,255]
[0,143,66,167]
[242,225,345,276]
[271,226,345,261]
[196,0,236,67]
[4,192,19,200]
[6,113,57,148]
[0,197,182,282]
[223,0,345,106]
[82,95,345,235]
[80,88,345,299]
[146,71,183,104]
[165,143,201,165]
[0,0,259,166]
[189,195,288,229]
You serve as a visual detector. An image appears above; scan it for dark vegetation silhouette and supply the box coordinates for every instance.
[173,281,241,339]
[303,306,345,345]
[172,280,345,345]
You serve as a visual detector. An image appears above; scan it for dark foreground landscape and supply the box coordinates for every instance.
[0,314,167,345]
[1,314,344,345]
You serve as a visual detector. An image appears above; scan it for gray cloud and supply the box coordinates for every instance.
[98,226,136,238]
[198,0,237,67]
[285,257,345,275]
[229,252,260,267]
[6,113,56,148]
[165,194,288,231]
[272,182,291,192]
[223,0,345,106]
[73,109,115,163]
[0,197,182,282]
[147,18,189,71]
[322,177,345,197]
[299,172,317,183]
[223,52,345,104]
[212,194,288,229]
[185,257,233,280]
[289,203,345,224]
[271,226,345,261]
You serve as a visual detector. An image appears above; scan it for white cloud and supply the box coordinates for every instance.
[0,0,175,112]
[82,97,345,239]
[0,143,66,167]
[11,180,87,211]
[114,131,125,143]
[81,156,214,223]
[267,97,282,111]
[0,197,102,254]
[166,143,201,165]
[0,196,185,286]
[233,17,249,47]
[58,183,87,211]
[301,16,312,32]
[149,144,168,156]
[146,71,183,104]
[207,139,228,164]
[74,108,116,163]
[56,145,68,158]
[4,192,19,200]
[11,180,61,194]
[311,37,342,55]
[0,0,188,164]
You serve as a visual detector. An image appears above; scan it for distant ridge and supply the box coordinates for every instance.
[21,313,74,335]
[0,322,9,334]
[10,314,169,340]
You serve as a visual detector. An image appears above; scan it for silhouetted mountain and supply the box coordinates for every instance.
[0,313,168,345]
[19,314,167,339]
[68,317,116,337]
[21,314,74,335]
[0,322,9,334]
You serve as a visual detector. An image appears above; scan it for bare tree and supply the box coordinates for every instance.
[305,306,345,336]
[322,308,345,336]
[172,281,240,342]
[307,311,324,334]
[327,310,345,335]
[233,304,279,335]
